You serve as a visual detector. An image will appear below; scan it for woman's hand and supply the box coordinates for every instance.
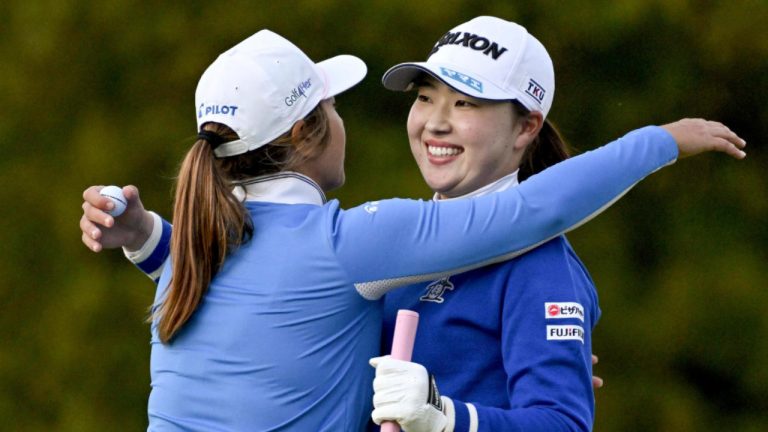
[661,118,746,160]
[80,185,154,252]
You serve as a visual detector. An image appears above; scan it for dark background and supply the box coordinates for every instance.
[1,1,765,430]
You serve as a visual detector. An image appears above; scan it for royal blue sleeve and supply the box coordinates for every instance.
[334,126,676,299]
[448,238,599,432]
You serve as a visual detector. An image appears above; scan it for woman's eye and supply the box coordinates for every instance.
[416,94,430,103]
[456,100,476,107]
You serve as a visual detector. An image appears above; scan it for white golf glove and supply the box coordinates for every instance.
[369,356,448,432]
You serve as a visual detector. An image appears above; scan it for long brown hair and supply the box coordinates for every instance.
[155,104,331,343]
[512,101,571,182]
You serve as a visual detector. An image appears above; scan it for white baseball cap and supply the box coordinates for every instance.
[195,30,367,157]
[382,16,555,118]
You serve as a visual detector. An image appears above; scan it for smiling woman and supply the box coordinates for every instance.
[406,76,539,198]
[372,16,747,432]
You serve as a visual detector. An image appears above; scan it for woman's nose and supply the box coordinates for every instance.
[425,106,451,134]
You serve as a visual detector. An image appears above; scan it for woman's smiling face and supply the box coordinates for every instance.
[407,76,528,199]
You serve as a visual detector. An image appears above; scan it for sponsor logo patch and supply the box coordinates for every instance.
[284,78,313,106]
[545,302,584,322]
[198,103,239,118]
[524,78,546,104]
[429,31,509,60]
[547,325,585,343]
[364,201,380,214]
[440,67,483,93]
[420,277,454,303]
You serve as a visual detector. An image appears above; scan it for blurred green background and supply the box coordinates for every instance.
[1,0,765,430]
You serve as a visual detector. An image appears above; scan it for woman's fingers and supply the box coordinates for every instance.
[663,118,747,159]
[715,137,747,159]
[83,185,117,213]
[82,232,102,252]
[80,215,103,252]
[80,212,101,239]
[709,121,746,154]
[593,375,604,389]
[83,200,114,228]
[592,355,603,389]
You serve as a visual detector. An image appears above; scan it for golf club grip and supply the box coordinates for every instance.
[381,310,419,432]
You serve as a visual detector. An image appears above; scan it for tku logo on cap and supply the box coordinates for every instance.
[524,78,546,105]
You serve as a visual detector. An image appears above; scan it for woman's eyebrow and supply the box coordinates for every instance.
[413,76,437,89]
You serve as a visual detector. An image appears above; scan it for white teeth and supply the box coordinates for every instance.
[427,146,461,157]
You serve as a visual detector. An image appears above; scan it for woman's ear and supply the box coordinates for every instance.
[290,119,322,161]
[513,111,544,151]
[290,120,306,144]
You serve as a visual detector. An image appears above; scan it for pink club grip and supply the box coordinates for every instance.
[381,310,420,432]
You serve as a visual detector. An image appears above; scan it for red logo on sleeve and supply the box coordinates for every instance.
[548,304,560,316]
[544,302,585,322]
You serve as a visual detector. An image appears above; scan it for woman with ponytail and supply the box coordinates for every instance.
[79,23,745,432]
[159,108,330,343]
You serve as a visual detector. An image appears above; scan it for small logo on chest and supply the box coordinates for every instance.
[419,277,454,303]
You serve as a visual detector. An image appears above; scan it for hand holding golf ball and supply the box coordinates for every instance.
[99,185,127,217]
[81,184,153,252]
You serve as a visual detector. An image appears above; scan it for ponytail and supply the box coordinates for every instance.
[155,123,252,343]
[154,104,331,343]
[513,102,571,182]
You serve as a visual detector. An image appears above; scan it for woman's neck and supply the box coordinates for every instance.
[435,170,520,201]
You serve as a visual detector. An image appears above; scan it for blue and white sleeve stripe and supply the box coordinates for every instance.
[441,397,479,432]
[122,211,171,283]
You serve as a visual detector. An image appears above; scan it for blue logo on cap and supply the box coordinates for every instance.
[198,103,239,118]
[439,67,483,93]
[284,78,313,107]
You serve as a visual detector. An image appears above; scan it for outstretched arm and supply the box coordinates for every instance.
[338,121,745,300]
[78,119,746,284]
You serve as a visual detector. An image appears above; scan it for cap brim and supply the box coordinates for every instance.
[381,63,427,91]
[317,55,367,99]
[382,62,513,101]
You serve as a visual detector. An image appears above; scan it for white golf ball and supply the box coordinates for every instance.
[100,185,127,217]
